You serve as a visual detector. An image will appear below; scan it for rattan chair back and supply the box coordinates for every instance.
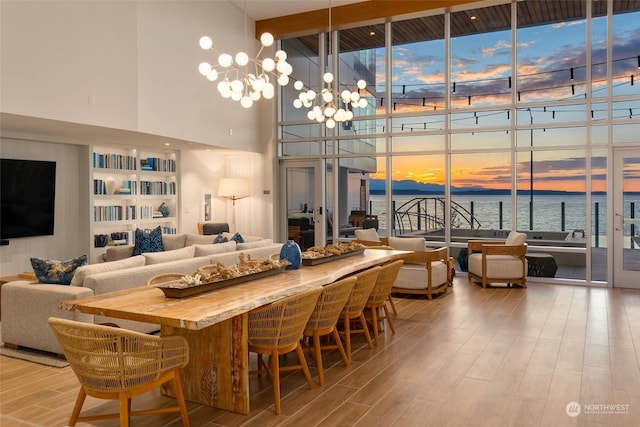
[368,260,404,304]
[249,287,322,350]
[48,317,190,426]
[342,266,381,316]
[306,276,357,331]
[49,318,188,392]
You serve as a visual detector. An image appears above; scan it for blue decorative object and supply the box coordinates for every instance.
[230,232,245,243]
[31,254,88,285]
[279,240,301,270]
[133,226,164,255]
[158,202,169,217]
[213,233,228,244]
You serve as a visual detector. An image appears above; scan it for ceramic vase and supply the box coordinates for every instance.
[279,240,302,269]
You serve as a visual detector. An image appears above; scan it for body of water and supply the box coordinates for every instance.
[369,193,613,236]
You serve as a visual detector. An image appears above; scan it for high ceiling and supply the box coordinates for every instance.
[290,0,640,54]
[230,0,363,21]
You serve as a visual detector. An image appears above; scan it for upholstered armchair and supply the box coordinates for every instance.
[387,237,451,300]
[353,228,389,247]
[467,231,528,289]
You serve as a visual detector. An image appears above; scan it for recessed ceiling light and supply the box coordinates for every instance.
[470,15,477,20]
[369,30,376,36]
[164,142,170,146]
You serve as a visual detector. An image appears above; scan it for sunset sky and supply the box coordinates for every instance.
[366,7,640,193]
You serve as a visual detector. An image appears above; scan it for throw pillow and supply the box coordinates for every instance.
[133,226,164,256]
[31,254,88,285]
[213,233,229,244]
[230,232,245,243]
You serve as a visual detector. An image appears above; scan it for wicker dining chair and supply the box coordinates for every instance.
[338,266,381,362]
[302,276,357,385]
[248,287,322,415]
[365,260,404,346]
[48,317,190,427]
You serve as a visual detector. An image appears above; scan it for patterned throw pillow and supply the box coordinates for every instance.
[31,254,88,285]
[230,232,245,243]
[132,226,164,256]
[213,233,229,244]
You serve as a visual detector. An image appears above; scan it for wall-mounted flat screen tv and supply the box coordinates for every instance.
[1,158,56,239]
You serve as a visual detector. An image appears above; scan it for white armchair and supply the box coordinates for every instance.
[467,231,528,289]
[354,228,388,246]
[387,237,451,300]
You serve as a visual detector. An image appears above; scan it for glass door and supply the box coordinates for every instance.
[280,160,325,250]
[613,149,640,288]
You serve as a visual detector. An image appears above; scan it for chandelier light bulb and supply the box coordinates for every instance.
[350,92,360,102]
[294,80,304,90]
[260,32,274,47]
[358,98,367,108]
[199,36,213,50]
[293,99,303,108]
[341,89,351,100]
[249,90,261,101]
[252,77,264,92]
[218,53,233,68]
[299,92,309,102]
[235,52,249,66]
[262,57,275,72]
[326,118,336,129]
[240,96,253,108]
[277,75,289,86]
[231,91,243,101]
[263,83,275,99]
[322,91,333,103]
[199,62,212,76]
[275,50,287,61]
[217,81,231,98]
[306,90,316,100]
[323,72,334,83]
[206,69,218,81]
[357,79,367,89]
[230,79,244,92]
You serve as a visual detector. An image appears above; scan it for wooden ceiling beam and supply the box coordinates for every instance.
[255,0,482,40]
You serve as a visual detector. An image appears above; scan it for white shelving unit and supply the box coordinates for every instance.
[90,145,179,263]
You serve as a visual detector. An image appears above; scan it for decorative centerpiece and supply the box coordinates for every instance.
[156,254,289,298]
[301,241,365,265]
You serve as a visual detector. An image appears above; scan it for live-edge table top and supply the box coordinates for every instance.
[60,249,410,331]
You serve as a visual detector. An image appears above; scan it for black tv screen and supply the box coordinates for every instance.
[1,159,56,239]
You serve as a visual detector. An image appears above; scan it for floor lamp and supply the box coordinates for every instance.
[217,178,250,232]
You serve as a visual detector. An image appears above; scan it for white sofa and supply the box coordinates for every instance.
[1,236,282,354]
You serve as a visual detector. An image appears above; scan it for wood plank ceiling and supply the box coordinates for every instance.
[272,0,640,54]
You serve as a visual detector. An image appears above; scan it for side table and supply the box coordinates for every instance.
[0,272,37,319]
[525,253,558,277]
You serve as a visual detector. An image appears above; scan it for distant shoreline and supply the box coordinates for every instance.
[369,189,616,196]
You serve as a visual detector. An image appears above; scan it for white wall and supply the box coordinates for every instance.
[0,138,89,275]
[0,1,139,130]
[0,0,263,151]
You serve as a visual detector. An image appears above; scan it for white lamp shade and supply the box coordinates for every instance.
[217,178,250,200]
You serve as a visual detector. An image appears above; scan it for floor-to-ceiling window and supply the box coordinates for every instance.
[277,0,640,286]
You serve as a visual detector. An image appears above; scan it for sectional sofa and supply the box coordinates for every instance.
[1,232,282,354]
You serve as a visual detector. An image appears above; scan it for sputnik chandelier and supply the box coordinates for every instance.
[290,2,368,129]
[292,74,367,129]
[198,31,293,108]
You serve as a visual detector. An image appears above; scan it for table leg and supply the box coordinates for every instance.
[161,313,250,414]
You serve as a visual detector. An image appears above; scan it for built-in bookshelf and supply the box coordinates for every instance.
[90,145,179,263]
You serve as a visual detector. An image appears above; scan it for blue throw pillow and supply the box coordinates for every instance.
[31,254,88,285]
[133,226,164,255]
[213,233,228,244]
[230,232,245,243]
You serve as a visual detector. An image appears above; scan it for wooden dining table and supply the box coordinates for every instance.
[60,248,409,414]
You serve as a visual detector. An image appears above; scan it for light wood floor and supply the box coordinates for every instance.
[3,277,640,426]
